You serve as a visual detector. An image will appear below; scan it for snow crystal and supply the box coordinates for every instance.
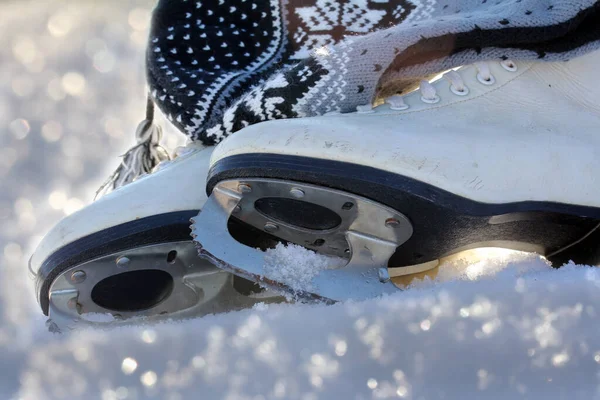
[263,243,346,293]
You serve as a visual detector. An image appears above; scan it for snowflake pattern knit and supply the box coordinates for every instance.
[147,0,600,144]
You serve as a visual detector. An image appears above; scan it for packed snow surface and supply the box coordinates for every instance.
[13,255,600,400]
[2,1,600,399]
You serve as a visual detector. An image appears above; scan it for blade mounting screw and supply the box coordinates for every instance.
[116,256,130,268]
[70,270,86,284]
[238,184,252,193]
[264,222,279,232]
[290,188,305,199]
[67,297,78,309]
[385,218,401,228]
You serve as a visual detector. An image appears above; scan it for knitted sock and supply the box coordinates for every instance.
[147,0,600,145]
[148,0,414,142]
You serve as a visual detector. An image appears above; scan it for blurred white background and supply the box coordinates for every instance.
[0,0,185,395]
[2,2,600,399]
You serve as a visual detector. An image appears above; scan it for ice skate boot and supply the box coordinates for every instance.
[30,145,283,331]
[193,49,600,303]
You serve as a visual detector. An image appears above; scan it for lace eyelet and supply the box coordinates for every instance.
[420,95,440,104]
[500,60,517,72]
[476,73,496,85]
[450,85,469,96]
[389,104,409,111]
[385,95,409,111]
[355,104,375,114]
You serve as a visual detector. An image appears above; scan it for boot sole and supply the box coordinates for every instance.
[207,153,600,269]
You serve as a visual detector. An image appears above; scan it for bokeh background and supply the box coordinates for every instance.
[0,0,185,395]
[2,2,600,399]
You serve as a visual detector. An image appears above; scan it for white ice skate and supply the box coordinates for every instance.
[192,48,600,302]
[31,49,600,329]
[30,145,283,331]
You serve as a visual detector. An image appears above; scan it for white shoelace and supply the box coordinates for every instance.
[474,62,494,85]
[356,59,517,113]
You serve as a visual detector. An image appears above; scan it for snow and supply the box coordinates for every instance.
[12,258,600,400]
[409,248,553,287]
[2,1,600,399]
[80,313,117,323]
[263,243,346,293]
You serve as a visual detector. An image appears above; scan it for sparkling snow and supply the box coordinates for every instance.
[79,312,117,323]
[13,259,600,400]
[2,1,600,399]
[263,243,346,293]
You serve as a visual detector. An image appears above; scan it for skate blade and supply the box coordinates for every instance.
[191,179,437,303]
[47,241,284,332]
[390,260,440,287]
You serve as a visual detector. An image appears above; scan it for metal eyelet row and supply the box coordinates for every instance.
[354,60,518,113]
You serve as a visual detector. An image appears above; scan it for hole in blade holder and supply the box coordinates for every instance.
[91,270,174,312]
[228,217,284,251]
[233,274,266,296]
[166,250,177,264]
[254,197,342,231]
